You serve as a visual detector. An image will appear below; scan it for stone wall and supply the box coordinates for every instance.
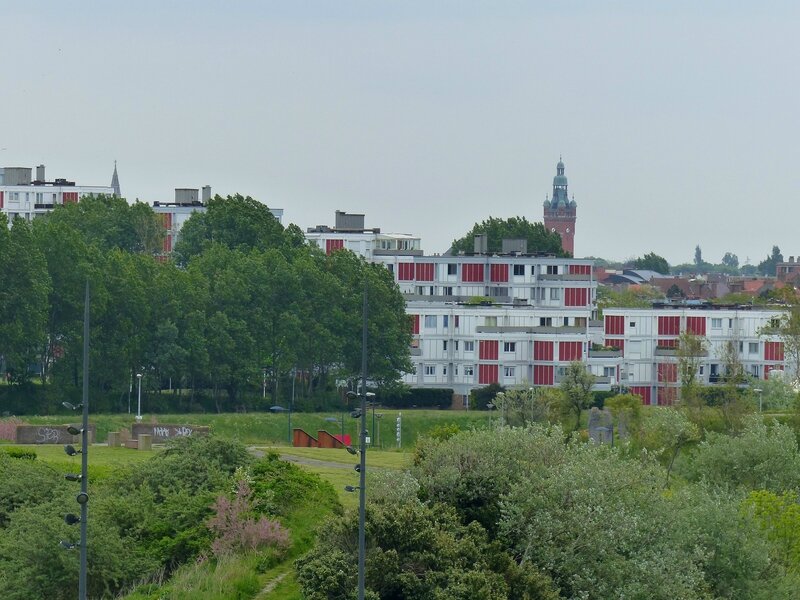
[15,424,96,445]
[130,423,210,443]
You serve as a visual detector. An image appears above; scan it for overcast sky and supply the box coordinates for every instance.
[2,1,798,265]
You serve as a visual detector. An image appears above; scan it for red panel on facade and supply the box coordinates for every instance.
[657,388,678,406]
[686,316,706,336]
[0,191,3,209]
[398,263,415,281]
[162,234,172,253]
[461,263,484,282]
[658,316,680,336]
[533,364,554,385]
[325,239,344,255]
[658,338,678,348]
[478,364,499,385]
[490,264,509,282]
[63,191,79,204]
[657,363,678,383]
[765,341,785,362]
[559,341,583,362]
[568,264,591,275]
[533,340,554,361]
[411,315,419,335]
[605,315,624,335]
[605,338,625,353]
[415,263,434,281]
[629,386,651,405]
[479,340,499,361]
[565,288,588,307]
[764,365,784,379]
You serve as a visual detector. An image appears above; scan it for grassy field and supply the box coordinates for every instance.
[13,409,490,447]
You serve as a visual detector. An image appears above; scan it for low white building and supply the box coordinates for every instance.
[0,165,113,223]
[305,210,422,260]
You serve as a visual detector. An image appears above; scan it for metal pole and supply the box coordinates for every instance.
[289,367,295,444]
[79,282,89,600]
[358,281,367,600]
[136,373,142,422]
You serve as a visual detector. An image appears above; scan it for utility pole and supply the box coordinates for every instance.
[357,281,367,600]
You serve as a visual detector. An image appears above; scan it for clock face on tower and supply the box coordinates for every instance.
[551,228,556,233]
[566,227,570,233]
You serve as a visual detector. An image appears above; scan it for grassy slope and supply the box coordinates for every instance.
[17,409,490,446]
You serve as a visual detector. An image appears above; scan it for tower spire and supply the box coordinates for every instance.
[110,161,121,197]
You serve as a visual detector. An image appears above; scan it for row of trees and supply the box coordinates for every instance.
[0,194,412,413]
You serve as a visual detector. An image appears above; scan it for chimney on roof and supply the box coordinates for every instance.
[202,185,211,203]
[36,165,45,182]
[474,234,488,254]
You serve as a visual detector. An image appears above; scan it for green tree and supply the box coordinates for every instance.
[639,407,700,487]
[676,331,708,407]
[722,252,739,270]
[559,361,595,431]
[758,245,783,276]
[694,244,703,266]
[450,216,565,256]
[174,194,286,263]
[0,217,51,382]
[632,252,670,275]
[770,306,800,389]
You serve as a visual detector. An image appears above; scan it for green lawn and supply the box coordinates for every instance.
[16,409,490,447]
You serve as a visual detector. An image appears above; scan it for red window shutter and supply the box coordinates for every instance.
[686,316,706,336]
[398,263,415,281]
[0,191,3,208]
[462,264,485,282]
[658,316,680,336]
[765,341,785,362]
[605,316,624,335]
[490,264,509,282]
[479,340,498,360]
[533,365,554,385]
[415,263,434,281]
[479,364,499,384]
[657,363,677,383]
[325,239,344,255]
[559,341,582,362]
[630,386,651,404]
[533,341,554,361]
[658,338,678,348]
[411,315,419,335]
[605,338,625,353]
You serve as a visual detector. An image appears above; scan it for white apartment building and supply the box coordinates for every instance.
[0,165,113,223]
[603,305,788,405]
[305,210,422,260]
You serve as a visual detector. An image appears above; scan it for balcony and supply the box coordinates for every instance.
[476,325,587,335]
[588,348,622,359]
[537,273,592,281]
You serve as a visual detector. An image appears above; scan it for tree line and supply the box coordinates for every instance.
[0,194,411,413]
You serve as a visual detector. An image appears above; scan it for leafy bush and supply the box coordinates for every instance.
[1,446,37,459]
[376,387,453,409]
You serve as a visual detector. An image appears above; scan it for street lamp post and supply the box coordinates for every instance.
[135,373,143,422]
[753,387,763,412]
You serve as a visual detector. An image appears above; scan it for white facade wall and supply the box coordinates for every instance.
[603,307,787,405]
[0,185,113,223]
[305,230,422,260]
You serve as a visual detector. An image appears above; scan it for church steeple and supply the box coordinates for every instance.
[111,161,121,197]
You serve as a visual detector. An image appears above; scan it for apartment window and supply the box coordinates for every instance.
[464,341,475,352]
[749,342,759,354]
[464,365,474,376]
[629,321,636,328]
[485,316,497,327]
[386,263,394,274]
[442,286,453,296]
[711,318,722,329]
[442,366,447,376]
[699,365,705,375]
[424,365,436,376]
[539,317,552,327]
[546,265,558,274]
[603,367,616,377]
[443,315,449,328]
[728,319,733,328]
[504,366,515,377]
[447,263,457,275]
[454,315,460,328]
[454,365,459,375]
[424,315,437,328]
[750,365,760,377]
[738,341,744,353]
[513,264,525,276]
[503,342,516,352]
[416,286,426,295]
[550,288,561,300]
[454,341,459,351]
[443,340,448,351]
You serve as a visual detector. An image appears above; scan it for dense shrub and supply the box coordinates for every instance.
[376,387,454,409]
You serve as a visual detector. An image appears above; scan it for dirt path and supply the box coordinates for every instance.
[256,572,288,598]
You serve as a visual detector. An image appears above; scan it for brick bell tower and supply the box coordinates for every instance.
[543,157,577,255]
